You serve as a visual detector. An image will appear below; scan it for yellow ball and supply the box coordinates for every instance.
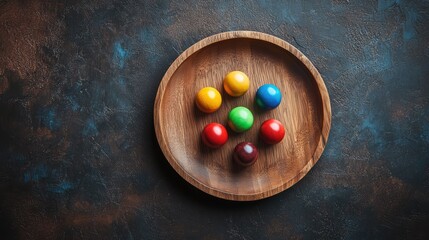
[223,71,250,97]
[195,87,222,113]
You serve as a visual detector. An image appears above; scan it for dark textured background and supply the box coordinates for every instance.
[1,0,429,239]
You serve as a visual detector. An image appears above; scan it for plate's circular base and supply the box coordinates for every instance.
[154,31,331,201]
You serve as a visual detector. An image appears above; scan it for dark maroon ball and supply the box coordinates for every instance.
[233,142,258,166]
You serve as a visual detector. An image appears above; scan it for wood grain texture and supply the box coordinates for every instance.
[154,31,331,201]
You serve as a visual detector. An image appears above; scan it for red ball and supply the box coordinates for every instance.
[260,119,285,144]
[202,123,228,148]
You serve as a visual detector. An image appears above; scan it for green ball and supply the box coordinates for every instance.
[228,106,254,132]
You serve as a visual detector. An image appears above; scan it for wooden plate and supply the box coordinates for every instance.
[154,31,331,201]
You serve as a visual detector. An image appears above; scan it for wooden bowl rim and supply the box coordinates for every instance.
[154,31,331,201]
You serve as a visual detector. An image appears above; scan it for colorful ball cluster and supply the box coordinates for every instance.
[196,71,285,166]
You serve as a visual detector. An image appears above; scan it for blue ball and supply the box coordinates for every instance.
[255,84,282,110]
